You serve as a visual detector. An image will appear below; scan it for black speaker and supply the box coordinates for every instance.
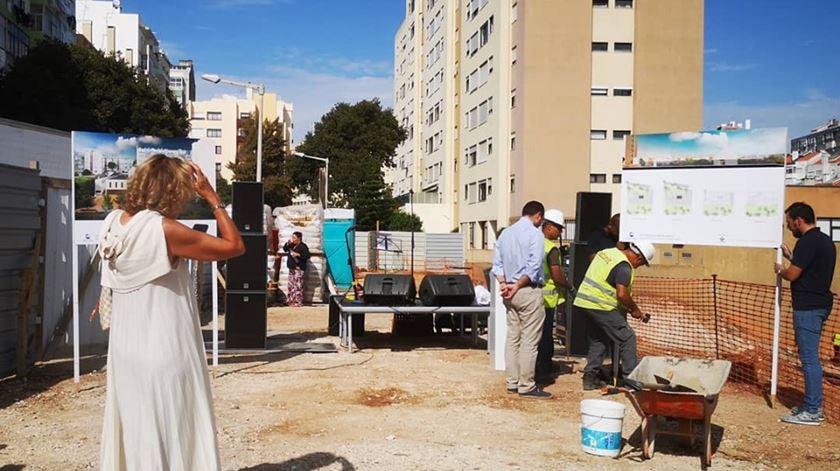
[567,242,594,356]
[363,274,416,306]
[328,295,365,337]
[232,182,264,233]
[574,192,613,243]
[419,274,475,306]
[226,235,267,291]
[225,292,267,348]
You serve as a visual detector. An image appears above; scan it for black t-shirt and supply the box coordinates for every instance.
[790,227,836,310]
[283,241,311,271]
[587,228,618,258]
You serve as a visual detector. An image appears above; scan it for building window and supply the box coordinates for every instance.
[468,183,477,204]
[816,218,840,242]
[207,129,222,138]
[510,176,516,193]
[615,42,633,52]
[511,2,518,22]
[590,174,607,184]
[593,0,609,7]
[215,145,222,155]
[511,46,518,64]
[469,222,476,248]
[192,113,206,120]
[591,87,608,96]
[613,174,622,184]
[592,42,608,52]
[613,130,631,140]
[616,0,634,8]
[464,184,469,201]
[590,130,607,140]
[511,89,517,108]
[478,180,488,202]
[207,112,222,121]
[215,163,222,172]
[614,88,633,96]
[511,133,516,150]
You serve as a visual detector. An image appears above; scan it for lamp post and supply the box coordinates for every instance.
[292,151,330,207]
[201,73,265,181]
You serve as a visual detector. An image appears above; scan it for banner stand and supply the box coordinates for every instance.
[770,247,783,405]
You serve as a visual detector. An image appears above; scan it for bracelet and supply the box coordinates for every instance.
[210,202,226,211]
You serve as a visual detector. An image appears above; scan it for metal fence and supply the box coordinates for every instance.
[633,276,840,424]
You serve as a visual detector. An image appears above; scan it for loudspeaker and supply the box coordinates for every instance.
[226,235,267,291]
[328,295,365,337]
[574,192,613,243]
[225,292,267,348]
[363,274,416,306]
[232,182,264,233]
[567,242,594,356]
[418,274,475,306]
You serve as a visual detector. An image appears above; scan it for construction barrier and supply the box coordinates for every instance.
[633,276,840,424]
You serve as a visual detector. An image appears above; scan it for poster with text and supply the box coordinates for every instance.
[72,131,216,244]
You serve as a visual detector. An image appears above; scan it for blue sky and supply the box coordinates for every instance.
[123,0,839,143]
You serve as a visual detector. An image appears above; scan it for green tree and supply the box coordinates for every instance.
[215,173,232,205]
[351,179,399,231]
[290,99,406,207]
[74,176,94,208]
[387,210,423,232]
[228,116,293,208]
[0,40,188,136]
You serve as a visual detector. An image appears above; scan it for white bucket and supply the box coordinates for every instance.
[580,399,625,457]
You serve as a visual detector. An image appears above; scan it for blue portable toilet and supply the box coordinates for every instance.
[323,209,355,290]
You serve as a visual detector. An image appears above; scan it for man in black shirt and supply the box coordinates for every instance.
[776,202,836,426]
[587,213,621,261]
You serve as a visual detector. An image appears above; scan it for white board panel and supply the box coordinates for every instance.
[620,166,785,248]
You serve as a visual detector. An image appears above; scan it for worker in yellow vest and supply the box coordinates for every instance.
[536,209,573,380]
[573,242,655,390]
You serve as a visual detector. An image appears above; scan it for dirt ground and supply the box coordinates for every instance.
[1,306,839,471]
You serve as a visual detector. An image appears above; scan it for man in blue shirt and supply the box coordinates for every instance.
[776,202,836,426]
[492,201,550,398]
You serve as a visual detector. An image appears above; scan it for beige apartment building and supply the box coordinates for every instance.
[389,0,703,261]
[189,89,294,181]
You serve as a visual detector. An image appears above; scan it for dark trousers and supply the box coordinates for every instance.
[536,306,555,375]
[582,307,638,376]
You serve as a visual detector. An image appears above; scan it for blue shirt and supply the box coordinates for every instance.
[491,217,545,286]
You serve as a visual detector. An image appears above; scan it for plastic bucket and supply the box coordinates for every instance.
[580,399,625,457]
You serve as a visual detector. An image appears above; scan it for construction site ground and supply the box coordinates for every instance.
[2,306,839,471]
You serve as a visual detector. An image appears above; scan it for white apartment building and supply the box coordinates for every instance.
[390,0,703,262]
[169,59,196,109]
[76,0,172,94]
[189,90,294,182]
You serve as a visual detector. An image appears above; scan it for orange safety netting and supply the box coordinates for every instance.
[633,276,840,424]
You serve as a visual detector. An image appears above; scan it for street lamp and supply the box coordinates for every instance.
[201,73,265,182]
[292,151,330,207]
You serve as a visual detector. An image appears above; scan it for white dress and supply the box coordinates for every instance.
[98,210,221,471]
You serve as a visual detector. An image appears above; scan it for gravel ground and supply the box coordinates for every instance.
[1,306,839,470]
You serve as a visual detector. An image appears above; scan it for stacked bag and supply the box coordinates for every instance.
[273,204,325,303]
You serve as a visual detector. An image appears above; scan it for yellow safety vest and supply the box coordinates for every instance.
[573,247,635,312]
[543,239,566,308]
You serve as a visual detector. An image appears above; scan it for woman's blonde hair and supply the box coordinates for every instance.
[122,154,194,218]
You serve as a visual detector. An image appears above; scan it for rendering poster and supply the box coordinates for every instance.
[620,128,787,248]
[71,131,216,244]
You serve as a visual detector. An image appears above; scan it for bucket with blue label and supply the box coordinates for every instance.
[580,399,625,457]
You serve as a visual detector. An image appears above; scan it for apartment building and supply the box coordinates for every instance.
[169,59,196,109]
[1,0,76,71]
[76,0,172,94]
[189,89,294,181]
[390,0,703,261]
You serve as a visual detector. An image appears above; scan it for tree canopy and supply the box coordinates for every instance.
[0,40,188,136]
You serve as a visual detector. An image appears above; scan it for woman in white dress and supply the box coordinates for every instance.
[98,155,244,470]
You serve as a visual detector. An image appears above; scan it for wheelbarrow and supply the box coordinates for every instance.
[603,357,732,468]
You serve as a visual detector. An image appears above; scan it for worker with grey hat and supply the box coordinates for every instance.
[573,241,655,390]
[536,209,574,380]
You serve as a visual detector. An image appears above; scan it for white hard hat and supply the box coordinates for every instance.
[544,209,565,228]
[630,241,655,265]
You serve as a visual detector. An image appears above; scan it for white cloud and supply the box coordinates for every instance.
[669,131,702,142]
[704,48,718,55]
[138,136,162,146]
[115,136,138,152]
[708,62,757,72]
[196,65,394,144]
[704,94,840,142]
